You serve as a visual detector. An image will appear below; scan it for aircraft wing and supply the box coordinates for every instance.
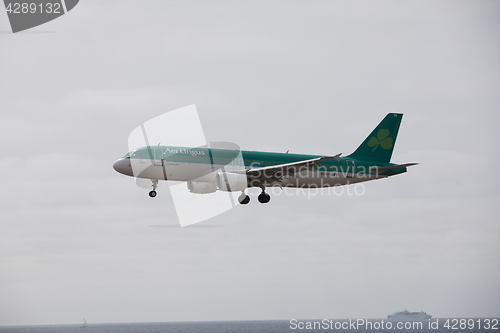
[246,153,342,179]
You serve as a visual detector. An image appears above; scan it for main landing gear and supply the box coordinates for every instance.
[149,179,158,198]
[238,191,270,204]
[238,188,271,205]
[258,191,270,204]
[238,192,250,205]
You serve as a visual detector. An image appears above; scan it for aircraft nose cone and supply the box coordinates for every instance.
[113,158,133,176]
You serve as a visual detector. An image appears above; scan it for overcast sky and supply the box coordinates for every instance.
[0,0,499,326]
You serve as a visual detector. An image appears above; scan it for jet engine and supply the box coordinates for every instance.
[215,172,248,192]
[187,181,217,194]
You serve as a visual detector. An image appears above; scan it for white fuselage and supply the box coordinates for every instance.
[124,157,383,189]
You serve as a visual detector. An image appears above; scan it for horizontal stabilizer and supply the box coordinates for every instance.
[377,163,419,172]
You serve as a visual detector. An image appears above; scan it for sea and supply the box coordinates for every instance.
[0,319,498,333]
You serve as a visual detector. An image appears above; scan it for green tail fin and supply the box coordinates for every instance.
[348,113,403,163]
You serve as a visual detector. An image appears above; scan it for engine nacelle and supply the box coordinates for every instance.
[187,181,217,194]
[215,172,248,192]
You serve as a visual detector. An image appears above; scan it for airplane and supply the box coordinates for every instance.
[113,113,417,204]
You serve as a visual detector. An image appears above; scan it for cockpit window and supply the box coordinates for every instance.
[132,152,143,158]
[124,149,145,158]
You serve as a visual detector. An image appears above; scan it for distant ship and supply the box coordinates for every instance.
[387,310,432,321]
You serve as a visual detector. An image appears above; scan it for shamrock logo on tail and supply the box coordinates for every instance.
[368,129,393,151]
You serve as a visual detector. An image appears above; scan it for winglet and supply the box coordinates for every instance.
[317,153,342,163]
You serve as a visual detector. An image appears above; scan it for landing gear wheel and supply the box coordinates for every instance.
[149,179,159,198]
[238,194,250,205]
[258,192,270,204]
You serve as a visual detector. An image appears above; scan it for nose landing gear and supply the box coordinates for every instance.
[149,179,158,198]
